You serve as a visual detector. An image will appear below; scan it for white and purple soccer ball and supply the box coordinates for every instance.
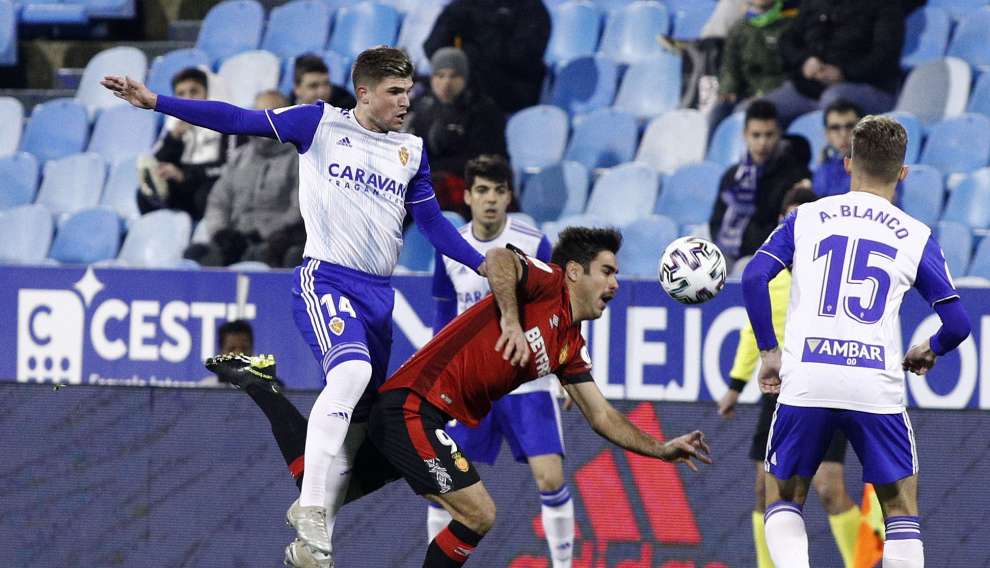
[658,237,727,305]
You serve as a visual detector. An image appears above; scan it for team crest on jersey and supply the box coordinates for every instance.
[329,317,345,335]
[452,451,470,472]
[398,146,409,166]
[558,344,569,365]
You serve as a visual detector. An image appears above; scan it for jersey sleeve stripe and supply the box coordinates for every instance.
[406,194,437,205]
[931,293,961,306]
[756,249,787,268]
[264,109,284,143]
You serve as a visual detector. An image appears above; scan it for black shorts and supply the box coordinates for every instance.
[367,388,482,496]
[750,394,848,463]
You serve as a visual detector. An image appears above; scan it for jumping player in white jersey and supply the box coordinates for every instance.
[428,155,574,567]
[742,115,971,568]
[103,47,487,567]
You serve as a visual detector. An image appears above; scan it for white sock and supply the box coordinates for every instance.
[883,516,923,568]
[299,360,371,508]
[427,502,452,543]
[764,501,810,568]
[541,485,574,568]
[324,422,367,537]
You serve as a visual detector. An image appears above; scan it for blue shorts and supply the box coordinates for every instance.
[766,403,919,485]
[446,390,564,465]
[291,259,395,422]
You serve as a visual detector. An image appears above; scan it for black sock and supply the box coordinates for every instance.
[423,520,483,568]
[243,383,308,472]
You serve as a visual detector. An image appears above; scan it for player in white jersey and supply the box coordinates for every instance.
[742,116,971,568]
[103,47,487,567]
[427,156,574,567]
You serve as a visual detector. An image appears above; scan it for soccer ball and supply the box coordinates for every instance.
[658,237,727,305]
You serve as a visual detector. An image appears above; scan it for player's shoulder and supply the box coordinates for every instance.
[504,218,548,250]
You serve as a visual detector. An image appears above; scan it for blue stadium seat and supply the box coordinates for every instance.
[928,0,988,20]
[506,105,570,174]
[635,109,708,174]
[670,0,715,41]
[76,47,148,119]
[706,111,745,168]
[966,72,990,120]
[900,164,944,228]
[937,221,972,277]
[328,2,400,62]
[947,7,990,70]
[585,161,659,226]
[541,213,607,245]
[885,111,923,165]
[549,55,618,116]
[656,161,723,226]
[79,0,135,18]
[617,214,678,277]
[591,0,635,12]
[322,50,353,92]
[894,57,971,127]
[901,6,951,71]
[787,110,826,170]
[226,260,270,271]
[261,0,333,61]
[442,210,466,228]
[0,152,39,210]
[968,236,990,278]
[598,1,669,66]
[116,209,193,267]
[0,0,15,66]
[35,153,106,220]
[0,203,53,264]
[146,48,211,96]
[396,1,443,73]
[87,105,158,165]
[941,168,990,230]
[612,51,681,122]
[100,156,141,226]
[0,96,23,156]
[520,161,589,225]
[196,0,265,68]
[920,114,990,179]
[48,207,121,264]
[563,108,637,171]
[18,2,87,24]
[545,1,601,66]
[217,50,282,108]
[397,222,434,272]
[19,98,89,163]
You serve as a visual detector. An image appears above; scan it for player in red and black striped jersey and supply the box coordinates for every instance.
[367,227,712,568]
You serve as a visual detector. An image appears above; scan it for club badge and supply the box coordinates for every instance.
[329,317,345,335]
[398,146,409,166]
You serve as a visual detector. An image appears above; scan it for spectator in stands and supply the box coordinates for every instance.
[810,99,862,198]
[184,91,301,267]
[139,67,234,221]
[407,48,507,212]
[291,54,355,109]
[424,0,551,114]
[710,100,811,264]
[763,0,905,127]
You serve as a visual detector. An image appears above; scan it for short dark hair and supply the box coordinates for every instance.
[294,54,330,86]
[851,115,907,184]
[218,320,253,349]
[551,227,623,272]
[823,99,864,124]
[465,155,513,192]
[745,100,778,128]
[351,46,414,91]
[780,187,818,215]
[172,67,208,91]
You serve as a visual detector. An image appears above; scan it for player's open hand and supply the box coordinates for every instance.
[660,431,711,472]
[902,340,937,375]
[100,75,157,109]
[495,318,530,367]
[758,347,781,395]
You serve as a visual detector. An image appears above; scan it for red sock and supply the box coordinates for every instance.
[424,521,483,567]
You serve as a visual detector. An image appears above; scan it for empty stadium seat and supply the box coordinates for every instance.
[585,162,659,226]
[706,111,745,168]
[146,48,211,96]
[966,72,990,120]
[322,50,353,92]
[506,105,569,174]
[656,161,724,226]
[35,153,106,220]
[598,1,669,66]
[900,164,944,228]
[217,50,282,108]
[261,0,333,61]
[937,221,972,277]
[196,0,265,67]
[398,222,434,272]
[0,203,53,264]
[549,55,618,117]
[545,1,601,66]
[563,108,637,170]
[396,1,444,73]
[895,57,971,126]
[226,260,270,271]
[116,209,193,267]
[941,168,990,230]
[901,6,951,71]
[928,0,987,20]
[80,0,135,19]
[0,152,39,210]
[670,0,715,41]
[612,51,681,122]
[100,156,141,226]
[541,213,607,245]
[787,110,826,170]
[76,47,148,119]
[48,207,121,264]
[635,109,708,174]
[0,96,23,156]
[87,105,158,165]
[0,0,14,66]
[520,161,589,225]
[328,2,400,62]
[920,114,990,179]
[617,214,678,277]
[442,210,466,228]
[885,111,923,165]
[19,98,89,163]
[947,6,990,70]
[968,237,990,279]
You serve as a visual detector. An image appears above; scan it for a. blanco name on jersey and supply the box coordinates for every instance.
[818,205,910,239]
[801,337,885,370]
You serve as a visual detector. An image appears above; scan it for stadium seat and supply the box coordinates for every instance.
[442,210,466,228]
[966,72,990,120]
[0,152,40,210]
[787,110,826,170]
[75,47,148,119]
[901,6,951,71]
[506,105,569,174]
[328,2,400,62]
[545,1,601,66]
[0,0,15,66]
[398,223,434,272]
[35,153,106,220]
[584,162,659,226]
[217,50,282,108]
[396,1,444,73]
[116,209,193,268]
[520,161,589,225]
[79,0,135,19]
[18,2,87,24]
[146,48,211,96]
[541,213,607,245]
[919,114,990,179]
[635,109,708,174]
[895,57,971,126]
[941,168,990,230]
[87,105,159,165]
[968,236,990,278]
[261,0,333,61]
[598,1,669,66]
[656,161,724,226]
[706,111,745,168]
[899,164,944,228]
[48,207,121,264]
[592,0,636,12]
[617,214,678,277]
[0,96,23,156]
[196,0,265,68]
[885,111,923,165]
[549,55,618,117]
[100,156,141,226]
[937,221,972,277]
[0,203,54,264]
[226,260,270,271]
[670,0,715,41]
[19,98,89,163]
[612,51,681,122]
[947,6,990,70]
[322,50,353,92]
[563,108,637,171]
[928,0,987,20]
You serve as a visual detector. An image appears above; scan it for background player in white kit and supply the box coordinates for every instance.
[102,47,487,567]
[742,116,971,568]
[428,155,574,568]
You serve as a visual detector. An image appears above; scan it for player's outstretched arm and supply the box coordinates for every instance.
[101,75,157,109]
[486,247,529,367]
[564,380,711,471]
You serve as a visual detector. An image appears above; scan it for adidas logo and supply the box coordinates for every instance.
[336,137,352,147]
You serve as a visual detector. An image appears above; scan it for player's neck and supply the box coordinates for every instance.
[850,176,896,202]
[353,107,385,133]
[472,217,507,241]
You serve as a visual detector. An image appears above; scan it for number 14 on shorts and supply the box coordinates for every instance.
[321,293,356,335]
